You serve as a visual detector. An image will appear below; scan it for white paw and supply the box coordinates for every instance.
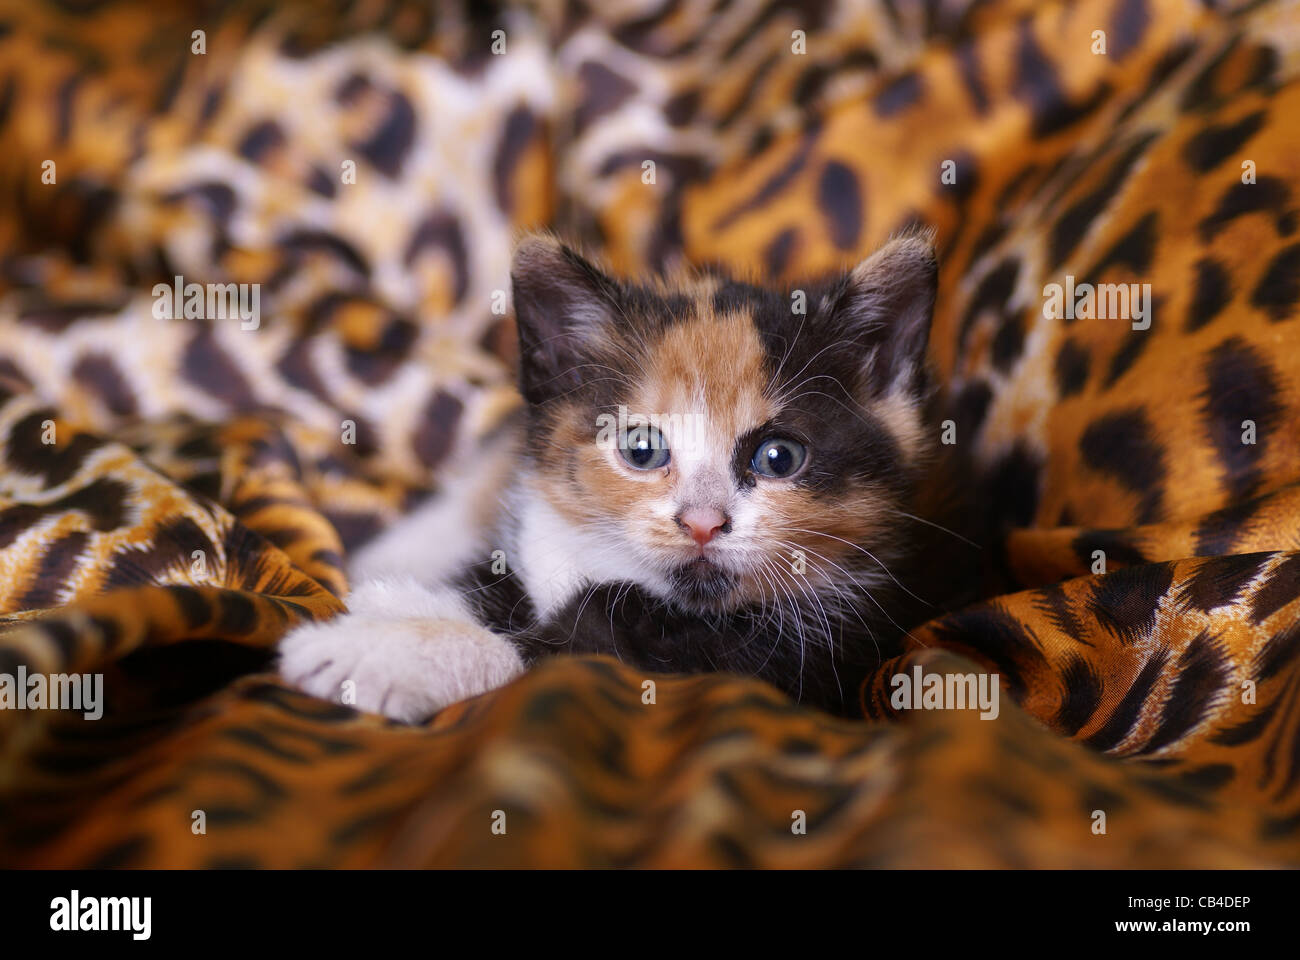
[278,578,525,722]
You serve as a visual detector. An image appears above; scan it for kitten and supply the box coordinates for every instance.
[279,231,980,720]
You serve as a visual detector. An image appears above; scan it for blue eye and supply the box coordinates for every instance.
[620,425,670,469]
[751,437,806,478]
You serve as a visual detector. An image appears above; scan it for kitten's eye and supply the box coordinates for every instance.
[751,437,806,478]
[620,425,670,470]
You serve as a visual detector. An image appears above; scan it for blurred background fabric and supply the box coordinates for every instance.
[0,0,1299,867]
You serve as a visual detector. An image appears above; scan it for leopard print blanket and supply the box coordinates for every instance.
[1,0,1298,867]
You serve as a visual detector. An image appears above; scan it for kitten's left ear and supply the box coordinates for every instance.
[831,231,937,397]
[510,234,618,406]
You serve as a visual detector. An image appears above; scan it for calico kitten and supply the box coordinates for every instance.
[279,231,980,720]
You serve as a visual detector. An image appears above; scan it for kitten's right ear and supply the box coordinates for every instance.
[831,230,937,399]
[510,235,618,406]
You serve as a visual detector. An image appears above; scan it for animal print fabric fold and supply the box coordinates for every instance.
[1,0,1299,866]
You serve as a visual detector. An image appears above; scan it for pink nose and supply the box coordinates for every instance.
[676,507,729,547]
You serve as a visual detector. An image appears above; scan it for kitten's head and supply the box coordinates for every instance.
[510,232,937,617]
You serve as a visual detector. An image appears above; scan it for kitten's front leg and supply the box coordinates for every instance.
[278,577,524,723]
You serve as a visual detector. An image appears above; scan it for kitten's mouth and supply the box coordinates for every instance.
[667,555,737,611]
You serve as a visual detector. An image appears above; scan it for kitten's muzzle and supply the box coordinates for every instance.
[668,555,736,610]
